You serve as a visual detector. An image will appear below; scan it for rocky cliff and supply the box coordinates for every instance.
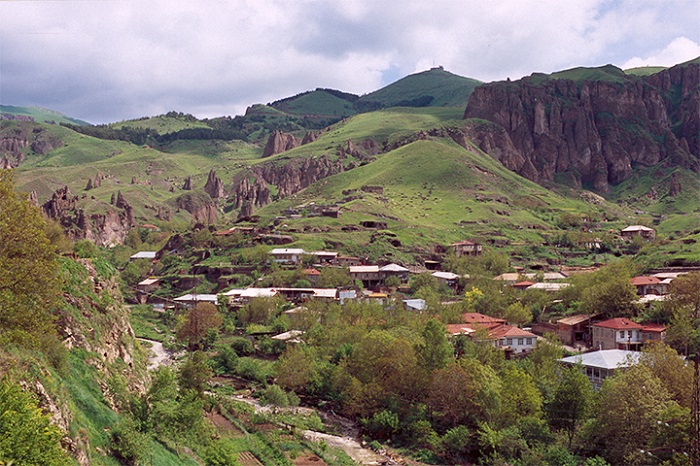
[174,191,219,223]
[41,186,136,246]
[463,61,700,191]
[261,130,319,157]
[230,155,345,219]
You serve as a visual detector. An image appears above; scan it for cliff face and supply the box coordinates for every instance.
[230,155,345,218]
[463,62,700,191]
[41,186,136,246]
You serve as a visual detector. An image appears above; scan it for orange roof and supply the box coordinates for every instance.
[489,324,537,339]
[630,276,661,286]
[513,280,535,288]
[446,324,476,335]
[303,268,321,276]
[641,323,667,333]
[594,318,642,330]
[462,313,506,324]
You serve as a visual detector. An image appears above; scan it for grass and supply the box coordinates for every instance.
[357,67,482,108]
[272,89,357,117]
[110,114,211,135]
[0,104,90,125]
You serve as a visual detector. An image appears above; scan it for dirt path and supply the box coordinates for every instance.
[137,338,171,370]
[232,395,399,465]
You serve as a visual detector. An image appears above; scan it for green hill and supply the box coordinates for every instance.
[269,88,358,117]
[0,104,90,125]
[109,112,212,135]
[356,67,482,111]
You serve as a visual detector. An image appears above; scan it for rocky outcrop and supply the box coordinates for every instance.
[0,135,28,168]
[669,172,682,196]
[203,169,225,199]
[182,176,194,190]
[463,62,700,191]
[41,186,136,246]
[85,172,106,190]
[262,130,302,157]
[230,155,345,218]
[174,192,218,223]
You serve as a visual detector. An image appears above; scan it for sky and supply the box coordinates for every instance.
[0,0,698,124]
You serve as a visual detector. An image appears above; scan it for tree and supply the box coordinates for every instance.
[418,319,453,372]
[545,364,593,448]
[589,364,684,465]
[0,170,61,354]
[561,262,637,317]
[0,378,72,466]
[666,272,700,466]
[176,302,222,350]
[179,351,212,397]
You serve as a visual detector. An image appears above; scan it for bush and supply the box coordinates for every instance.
[111,417,150,465]
[259,384,290,407]
[203,439,241,466]
[74,239,100,258]
[441,425,472,462]
[362,409,399,440]
[230,337,255,356]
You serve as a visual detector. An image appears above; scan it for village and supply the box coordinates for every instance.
[128,220,693,393]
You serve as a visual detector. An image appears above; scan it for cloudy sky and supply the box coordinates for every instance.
[0,0,698,124]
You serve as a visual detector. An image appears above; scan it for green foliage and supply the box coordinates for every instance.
[74,239,101,258]
[176,302,222,350]
[230,337,255,356]
[0,378,72,466]
[179,351,212,397]
[0,170,62,355]
[362,409,399,440]
[545,364,593,447]
[202,439,241,466]
[259,384,296,407]
[561,261,638,317]
[440,425,472,462]
[110,416,151,465]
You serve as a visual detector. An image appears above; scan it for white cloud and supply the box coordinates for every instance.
[0,0,697,123]
[621,37,700,69]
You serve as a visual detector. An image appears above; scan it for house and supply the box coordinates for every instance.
[592,318,643,351]
[309,251,338,264]
[130,251,157,261]
[403,299,427,311]
[560,349,641,390]
[489,325,538,355]
[349,265,381,288]
[173,293,219,309]
[224,288,278,304]
[136,277,160,304]
[302,268,321,286]
[527,282,570,292]
[555,314,596,347]
[379,263,410,283]
[629,276,663,295]
[620,225,655,240]
[432,271,461,288]
[271,330,304,344]
[269,248,306,264]
[513,280,535,290]
[450,240,483,257]
[461,312,507,329]
[641,323,667,344]
[333,256,364,267]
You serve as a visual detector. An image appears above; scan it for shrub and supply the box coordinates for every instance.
[230,337,255,356]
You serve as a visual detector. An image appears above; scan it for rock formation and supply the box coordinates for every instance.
[203,169,225,199]
[182,176,194,190]
[669,172,682,196]
[174,192,218,223]
[262,130,302,157]
[41,186,136,246]
[229,155,345,217]
[463,62,700,191]
[85,172,106,190]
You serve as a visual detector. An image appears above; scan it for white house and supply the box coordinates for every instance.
[269,248,306,264]
[560,349,641,390]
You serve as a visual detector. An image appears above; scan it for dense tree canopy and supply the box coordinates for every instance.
[0,170,61,352]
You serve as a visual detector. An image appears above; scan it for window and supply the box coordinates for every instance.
[506,338,513,346]
[619,331,625,339]
[526,338,533,345]
[518,338,524,345]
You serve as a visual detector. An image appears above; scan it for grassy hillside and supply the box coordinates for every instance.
[269,89,358,117]
[356,67,482,110]
[110,113,212,135]
[625,66,667,76]
[0,104,90,125]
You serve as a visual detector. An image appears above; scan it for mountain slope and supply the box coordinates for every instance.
[356,67,482,111]
[0,104,90,125]
[464,59,700,191]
